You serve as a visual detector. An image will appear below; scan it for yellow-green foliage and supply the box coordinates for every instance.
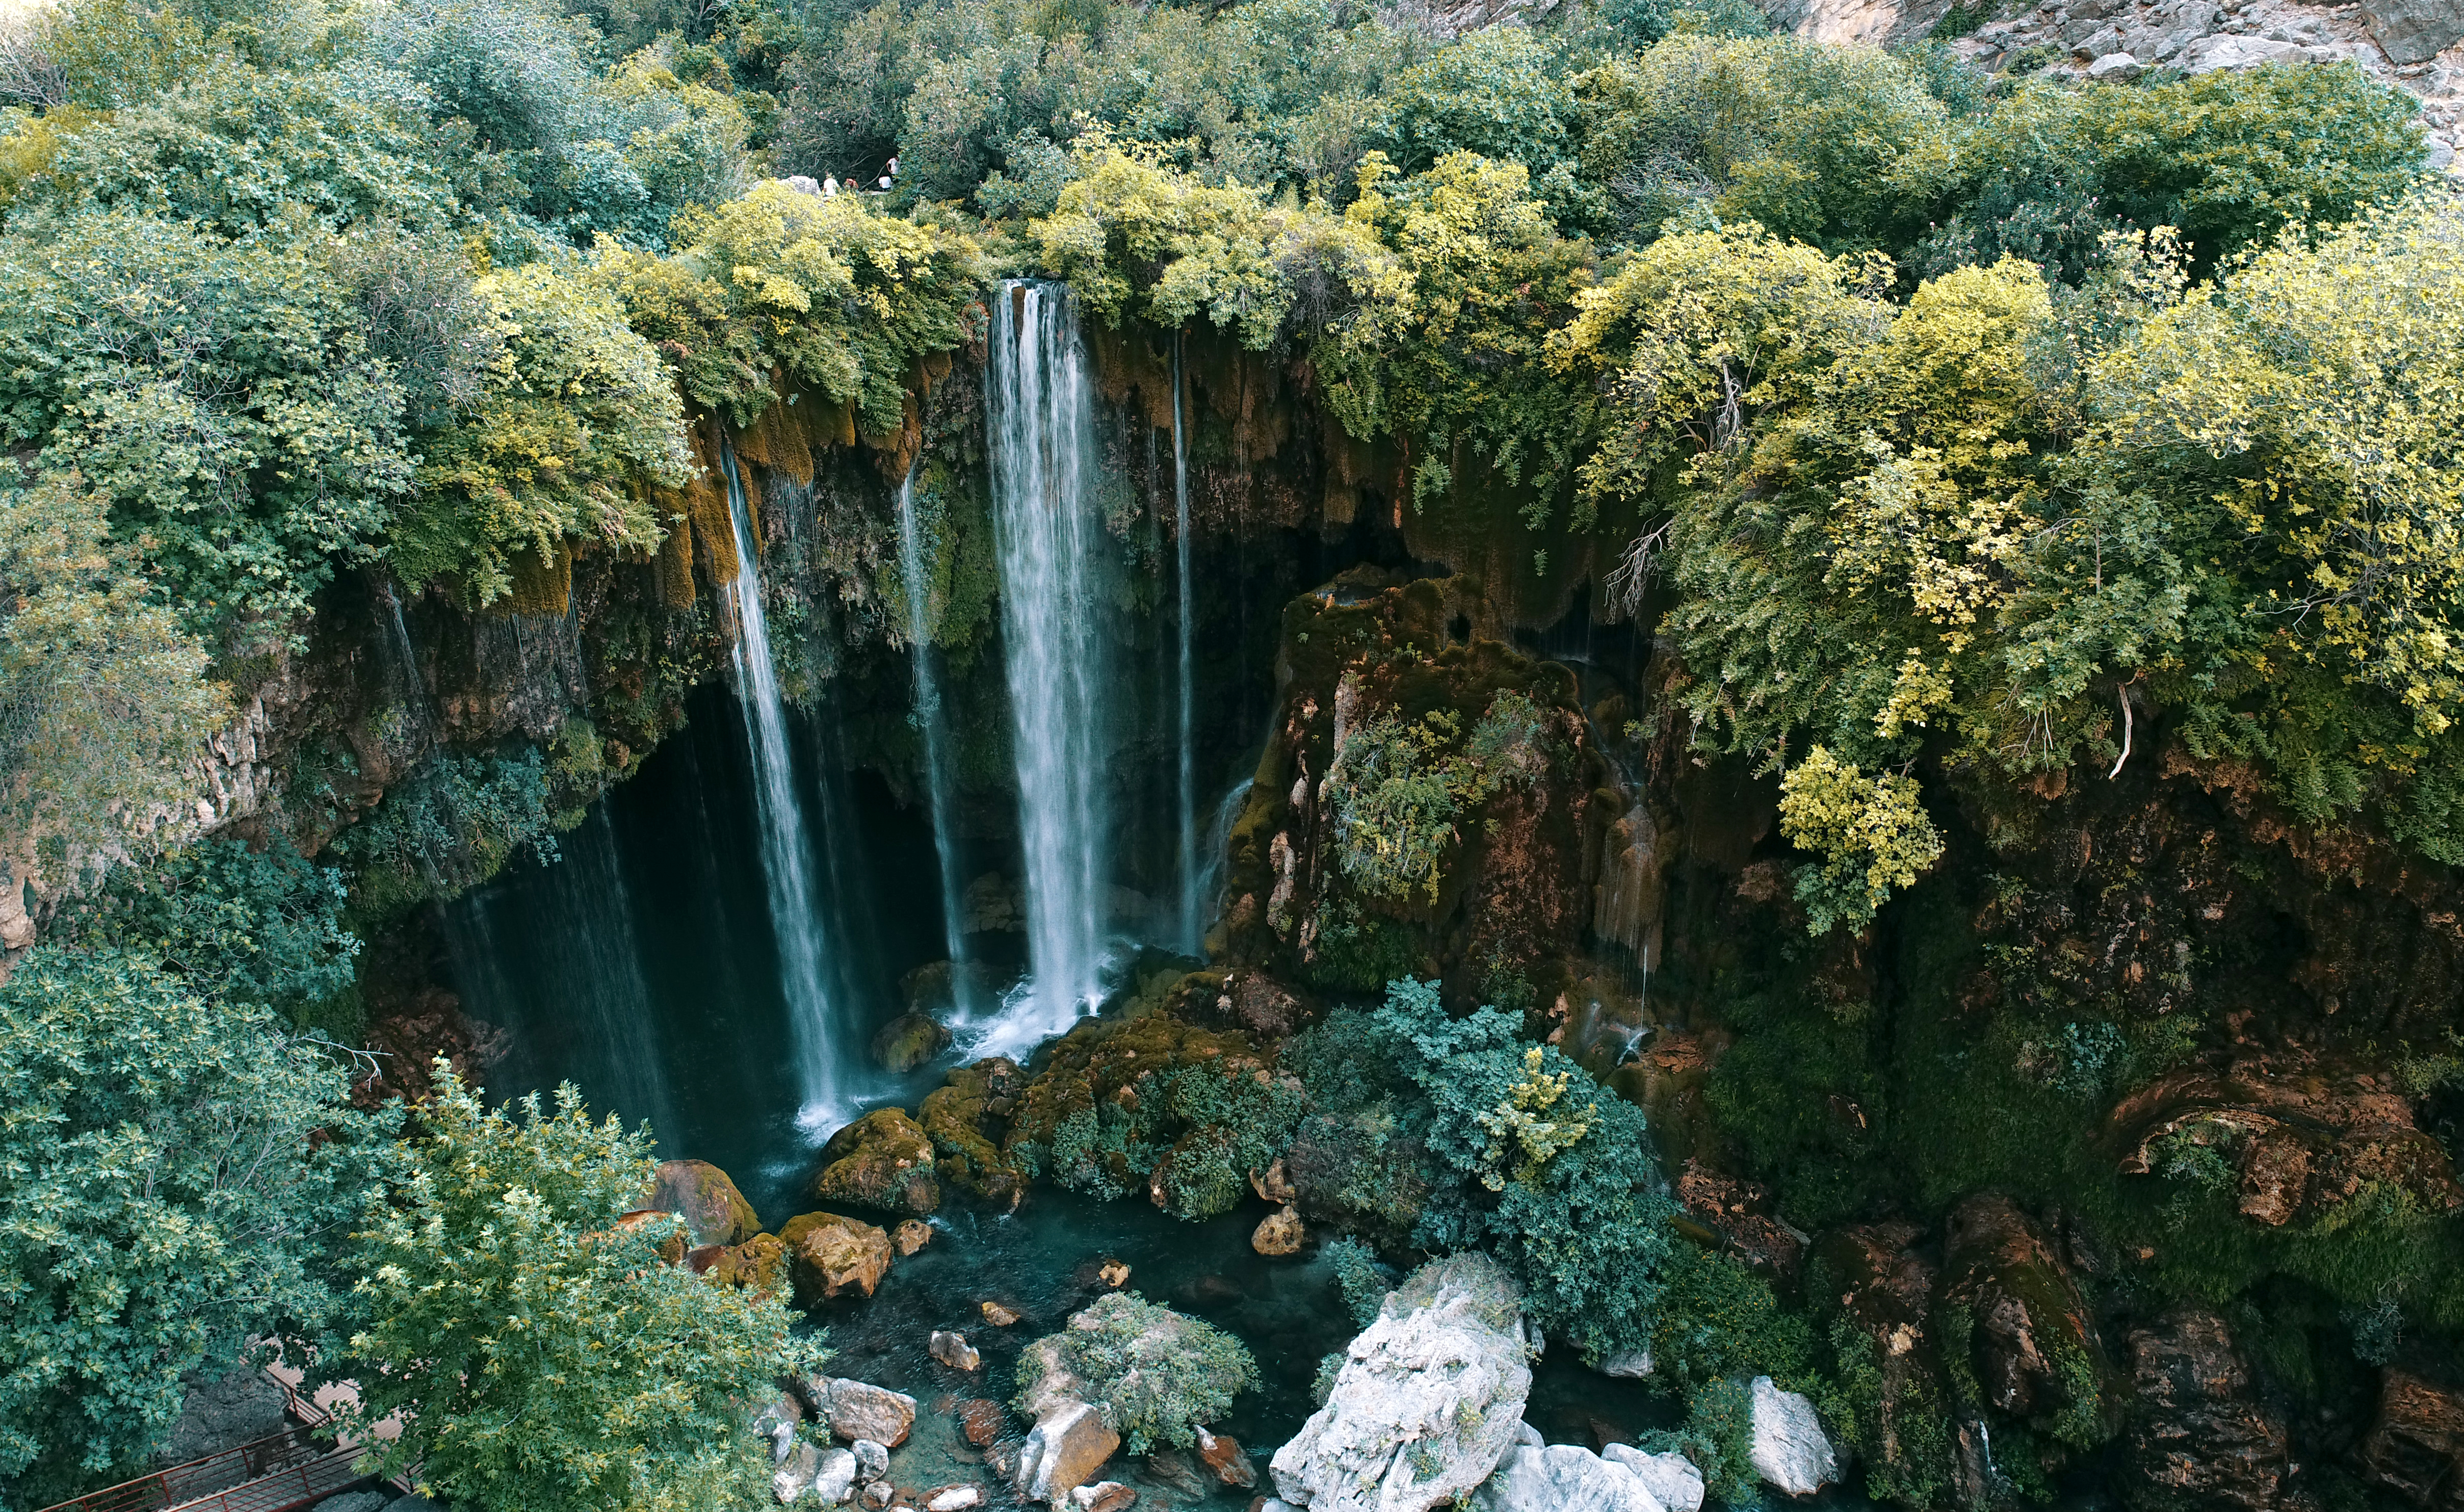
[393,259,693,604]
[605,181,987,434]
[1474,1045,1597,1191]
[1777,748,1945,934]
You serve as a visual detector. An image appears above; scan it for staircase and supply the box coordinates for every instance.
[35,1374,395,1512]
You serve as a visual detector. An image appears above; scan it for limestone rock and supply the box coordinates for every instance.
[1013,1335,1091,1423]
[859,1482,893,1510]
[2359,1369,2464,1506]
[2361,0,2464,63]
[931,1329,983,1371]
[1268,1253,1532,1512]
[873,1011,952,1073]
[1600,1349,1654,1380]
[852,1438,890,1480]
[1144,1450,1207,1497]
[773,1439,820,1504]
[894,1219,934,1256]
[1016,1400,1121,1505]
[1252,1204,1305,1256]
[158,1367,289,1466]
[2179,32,2305,68]
[645,1159,762,1247]
[924,1487,988,1512]
[922,1057,1029,1204]
[815,1447,859,1504]
[751,1389,805,1464]
[1748,1377,1838,1496]
[803,1377,919,1448]
[1602,1445,1705,1512]
[814,1109,940,1215]
[1196,1426,1257,1489]
[2087,50,2143,76]
[1096,1258,1130,1288]
[1472,1443,1665,1512]
[2124,1308,2289,1511]
[780,1212,894,1301]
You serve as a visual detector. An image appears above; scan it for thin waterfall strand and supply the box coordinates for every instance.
[1172,332,1200,954]
[720,439,849,1128]
[895,466,977,1009]
[986,282,1110,1028]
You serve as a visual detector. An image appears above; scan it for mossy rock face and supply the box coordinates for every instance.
[1939,1193,2123,1453]
[703,1231,789,1298]
[644,1159,763,1248]
[872,1011,953,1073]
[778,1211,893,1302]
[921,1057,1028,1204]
[812,1108,941,1215]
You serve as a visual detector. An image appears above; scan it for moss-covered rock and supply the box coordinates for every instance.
[1938,1193,2122,1454]
[644,1158,763,1248]
[778,1211,893,1302]
[811,1108,940,1215]
[872,1011,952,1074]
[702,1231,789,1298]
[921,1056,1028,1204]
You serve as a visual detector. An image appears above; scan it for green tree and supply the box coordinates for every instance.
[1013,1292,1258,1455]
[0,946,393,1498]
[346,1065,821,1512]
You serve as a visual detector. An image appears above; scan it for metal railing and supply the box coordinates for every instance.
[33,1368,397,1512]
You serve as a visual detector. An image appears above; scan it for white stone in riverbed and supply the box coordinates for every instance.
[1748,1376,1839,1496]
[1603,1445,1705,1512]
[1471,1443,1665,1512]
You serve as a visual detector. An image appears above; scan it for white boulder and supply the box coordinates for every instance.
[1472,1443,1666,1512]
[1748,1376,1839,1497]
[815,1447,860,1505]
[1602,1446,1705,1512]
[1268,1254,1532,1512]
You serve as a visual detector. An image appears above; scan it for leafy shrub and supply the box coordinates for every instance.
[1014,1292,1258,1454]
[328,748,561,916]
[1322,1235,1392,1327]
[55,836,356,1021]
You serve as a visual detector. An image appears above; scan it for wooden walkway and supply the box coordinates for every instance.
[35,1373,396,1512]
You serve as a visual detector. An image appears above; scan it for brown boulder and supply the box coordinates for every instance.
[1251,1205,1305,1257]
[1940,1193,2119,1444]
[2358,1370,2464,1508]
[814,1108,941,1215]
[1812,1222,1945,1491]
[644,1159,762,1248]
[956,1398,1008,1447]
[780,1211,894,1301]
[1676,1160,1803,1280]
[803,1376,920,1448]
[1016,1401,1119,1504]
[1195,1427,1257,1489]
[703,1232,788,1297]
[2124,1308,2292,1512]
[1248,1158,1296,1206]
[894,1218,935,1255]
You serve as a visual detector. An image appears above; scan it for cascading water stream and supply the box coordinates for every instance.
[895,466,976,1011]
[1172,333,1200,954]
[719,438,852,1129]
[986,281,1112,1032]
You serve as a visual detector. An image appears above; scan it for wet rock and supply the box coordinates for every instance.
[1269,1254,1532,1512]
[2122,1307,2289,1511]
[956,1398,1007,1446]
[1749,1377,1839,1497]
[1472,1443,1663,1511]
[924,1487,988,1512]
[645,1159,763,1247]
[858,1482,893,1510]
[931,1331,982,1371]
[1602,1445,1704,1512]
[983,1300,1022,1327]
[1071,1484,1137,1512]
[801,1378,918,1449]
[1811,1221,1942,1496]
[1940,1193,2118,1440]
[921,1058,1028,1204]
[708,1232,790,1297]
[780,1212,894,1301]
[2357,1369,2464,1508]
[1599,1349,1653,1380]
[873,1011,953,1074]
[751,1390,806,1464]
[1675,1161,1803,1280]
[816,1447,860,1504]
[852,1438,890,1480]
[1146,1450,1208,1496]
[905,959,1001,1019]
[1097,1258,1131,1288]
[1249,1158,1296,1205]
[814,1109,940,1216]
[1204,971,1306,1037]
[894,1219,934,1256]
[773,1439,820,1504]
[1014,1335,1091,1422]
[1016,1400,1121,1505]
[1252,1204,1305,1256]
[1197,1426,1257,1489]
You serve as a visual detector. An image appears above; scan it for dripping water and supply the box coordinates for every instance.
[985,281,1111,1034]
[719,437,852,1131]
[895,464,976,1012]
[1172,331,1199,954]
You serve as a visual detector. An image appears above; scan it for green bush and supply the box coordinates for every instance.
[1014,1292,1258,1454]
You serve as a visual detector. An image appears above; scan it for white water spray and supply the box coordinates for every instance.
[720,438,851,1130]
[894,464,976,1010]
[986,282,1112,1031]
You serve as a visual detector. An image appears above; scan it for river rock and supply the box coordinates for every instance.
[931,1330,983,1371]
[1016,1400,1121,1504]
[923,1058,1030,1204]
[1268,1253,1532,1512]
[1014,1335,1091,1422]
[814,1109,941,1215]
[859,1483,892,1510]
[2359,1369,2464,1506]
[780,1212,894,1301]
[1252,1205,1305,1256]
[852,1438,890,1479]
[751,1390,805,1463]
[1097,1258,1131,1288]
[1472,1443,1664,1512]
[1602,1445,1705,1512]
[873,1011,953,1073]
[645,1159,763,1247]
[1249,1157,1297,1205]
[1748,1377,1838,1496]
[1071,1484,1137,1512]
[957,1398,1007,1445]
[924,1487,988,1511]
[1196,1426,1256,1488]
[983,1300,1023,1326]
[708,1232,790,1296]
[816,1448,860,1504]
[802,1378,919,1448]
[2125,1307,2289,1511]
[1145,1449,1207,1496]
[895,1219,934,1255]
[773,1440,821,1504]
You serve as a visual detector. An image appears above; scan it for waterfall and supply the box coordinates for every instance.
[1172,332,1200,954]
[719,438,851,1129]
[986,281,1111,1028]
[895,466,976,1009]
